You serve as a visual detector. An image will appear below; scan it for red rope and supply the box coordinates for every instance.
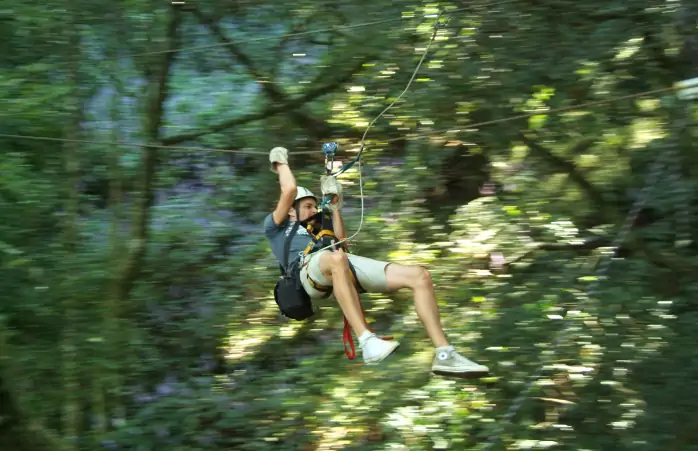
[342,300,392,360]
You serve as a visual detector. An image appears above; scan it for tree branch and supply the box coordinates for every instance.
[520,133,608,211]
[270,20,308,76]
[161,56,371,146]
[632,236,697,277]
[116,6,182,302]
[190,7,343,140]
[503,235,613,265]
[500,232,698,280]
[191,8,279,91]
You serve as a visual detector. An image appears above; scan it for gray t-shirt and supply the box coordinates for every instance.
[263,213,314,268]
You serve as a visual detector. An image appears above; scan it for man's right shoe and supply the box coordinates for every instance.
[360,332,400,364]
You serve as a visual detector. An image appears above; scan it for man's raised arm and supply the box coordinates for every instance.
[270,147,297,225]
[321,175,347,241]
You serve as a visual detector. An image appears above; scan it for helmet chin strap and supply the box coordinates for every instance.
[299,211,323,234]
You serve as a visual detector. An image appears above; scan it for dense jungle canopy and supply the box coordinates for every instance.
[1,0,697,450]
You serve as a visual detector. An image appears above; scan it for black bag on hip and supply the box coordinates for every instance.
[273,220,314,321]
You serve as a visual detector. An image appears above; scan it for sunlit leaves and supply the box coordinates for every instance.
[1,0,697,450]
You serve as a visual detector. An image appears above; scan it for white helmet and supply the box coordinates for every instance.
[295,186,317,203]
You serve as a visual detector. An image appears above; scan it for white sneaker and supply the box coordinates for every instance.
[432,346,489,378]
[360,332,400,364]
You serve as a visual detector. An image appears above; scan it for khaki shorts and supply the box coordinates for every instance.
[299,250,391,299]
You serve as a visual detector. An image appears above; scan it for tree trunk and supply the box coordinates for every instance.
[93,52,128,438]
[113,0,182,364]
[0,370,70,451]
[59,3,82,447]
[105,11,181,428]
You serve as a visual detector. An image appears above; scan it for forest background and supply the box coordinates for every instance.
[1,0,697,450]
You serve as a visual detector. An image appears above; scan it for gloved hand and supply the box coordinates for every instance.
[269,146,289,173]
[320,175,343,211]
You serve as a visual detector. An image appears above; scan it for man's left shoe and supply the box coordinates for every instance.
[431,346,489,378]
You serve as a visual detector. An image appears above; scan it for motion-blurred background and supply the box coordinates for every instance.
[1,1,697,450]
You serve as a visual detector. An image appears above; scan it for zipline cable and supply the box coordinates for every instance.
[0,86,679,156]
[311,10,447,253]
[379,86,678,145]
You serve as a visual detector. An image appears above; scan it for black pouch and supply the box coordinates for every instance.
[273,219,314,321]
[274,260,314,320]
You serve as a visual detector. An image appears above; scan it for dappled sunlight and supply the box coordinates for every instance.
[2,0,697,450]
[313,426,365,450]
[614,37,644,61]
[224,298,279,361]
[630,118,666,148]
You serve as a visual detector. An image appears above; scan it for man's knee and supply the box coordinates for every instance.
[386,263,433,291]
[414,266,433,289]
[322,250,350,273]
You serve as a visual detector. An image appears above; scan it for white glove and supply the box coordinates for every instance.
[320,175,343,211]
[269,146,289,173]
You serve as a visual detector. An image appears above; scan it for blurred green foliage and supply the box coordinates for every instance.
[1,1,698,450]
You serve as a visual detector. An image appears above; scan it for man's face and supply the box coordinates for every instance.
[294,198,318,222]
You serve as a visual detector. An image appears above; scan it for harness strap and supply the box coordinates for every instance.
[305,274,333,299]
[280,213,301,274]
[302,228,337,256]
[304,257,365,292]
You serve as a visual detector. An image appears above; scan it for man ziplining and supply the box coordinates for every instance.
[262,146,490,378]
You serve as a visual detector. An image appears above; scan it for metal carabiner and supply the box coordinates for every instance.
[322,142,338,175]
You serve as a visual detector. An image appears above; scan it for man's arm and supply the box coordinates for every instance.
[332,202,347,242]
[272,164,297,225]
[320,175,347,243]
[269,147,297,225]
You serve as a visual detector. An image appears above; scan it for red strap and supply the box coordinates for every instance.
[343,317,356,359]
[342,301,392,360]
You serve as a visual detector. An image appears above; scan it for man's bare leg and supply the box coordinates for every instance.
[385,262,489,377]
[317,250,369,336]
[385,264,449,348]
[316,250,400,363]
